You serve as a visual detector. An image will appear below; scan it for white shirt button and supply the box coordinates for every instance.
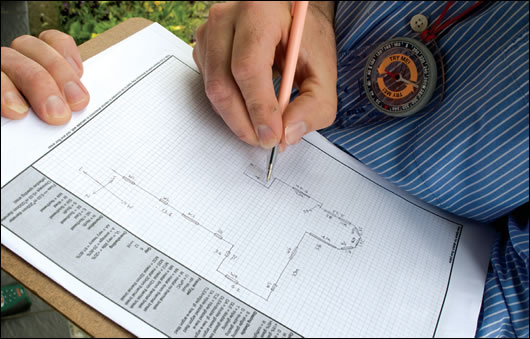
[410,14,429,32]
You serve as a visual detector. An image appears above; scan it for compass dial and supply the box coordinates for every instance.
[364,37,437,117]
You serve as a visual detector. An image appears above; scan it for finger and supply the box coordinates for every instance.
[10,34,90,112]
[281,83,337,147]
[1,71,29,119]
[231,3,288,149]
[281,11,338,150]
[1,46,71,125]
[194,23,221,116]
[192,23,206,75]
[204,3,259,146]
[39,29,83,77]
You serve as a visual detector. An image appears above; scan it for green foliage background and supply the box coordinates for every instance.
[57,1,212,45]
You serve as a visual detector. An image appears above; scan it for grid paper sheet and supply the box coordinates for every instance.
[33,55,458,337]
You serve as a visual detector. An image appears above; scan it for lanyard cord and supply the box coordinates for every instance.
[421,1,484,43]
[420,1,485,115]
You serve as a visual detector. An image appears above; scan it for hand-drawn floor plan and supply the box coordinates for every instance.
[77,161,362,301]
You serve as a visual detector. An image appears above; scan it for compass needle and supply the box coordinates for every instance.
[397,75,419,88]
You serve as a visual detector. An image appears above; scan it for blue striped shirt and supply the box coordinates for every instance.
[322,1,529,337]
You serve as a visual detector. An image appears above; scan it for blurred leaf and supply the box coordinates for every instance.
[68,21,81,37]
[82,21,95,33]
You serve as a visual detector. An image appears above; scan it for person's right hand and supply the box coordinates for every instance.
[1,30,89,125]
[193,1,337,151]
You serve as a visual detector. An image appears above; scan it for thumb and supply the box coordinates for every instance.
[280,89,337,150]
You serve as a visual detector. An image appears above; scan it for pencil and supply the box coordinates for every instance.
[266,1,309,181]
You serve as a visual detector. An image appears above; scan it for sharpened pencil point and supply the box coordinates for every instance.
[266,146,278,182]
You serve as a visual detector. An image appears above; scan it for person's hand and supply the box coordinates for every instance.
[1,30,89,125]
[193,1,337,150]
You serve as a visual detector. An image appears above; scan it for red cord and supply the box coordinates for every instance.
[421,1,483,43]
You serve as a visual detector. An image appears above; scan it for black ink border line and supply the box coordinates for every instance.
[1,53,465,338]
[299,138,463,338]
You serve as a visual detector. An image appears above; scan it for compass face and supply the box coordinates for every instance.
[363,37,437,117]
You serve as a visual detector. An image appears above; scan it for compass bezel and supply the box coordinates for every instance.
[363,37,437,117]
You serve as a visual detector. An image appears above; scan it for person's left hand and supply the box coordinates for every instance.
[1,30,89,125]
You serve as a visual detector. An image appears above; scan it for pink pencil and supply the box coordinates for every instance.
[266,1,309,181]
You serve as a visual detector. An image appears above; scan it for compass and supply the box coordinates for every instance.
[363,37,437,117]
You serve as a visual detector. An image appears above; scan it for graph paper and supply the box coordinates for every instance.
[1,24,493,338]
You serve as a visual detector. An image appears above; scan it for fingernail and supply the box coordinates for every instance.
[285,121,307,145]
[66,56,82,75]
[64,81,87,105]
[45,95,69,118]
[257,125,278,149]
[4,91,28,115]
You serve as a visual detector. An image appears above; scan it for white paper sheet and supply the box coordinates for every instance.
[1,23,494,338]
